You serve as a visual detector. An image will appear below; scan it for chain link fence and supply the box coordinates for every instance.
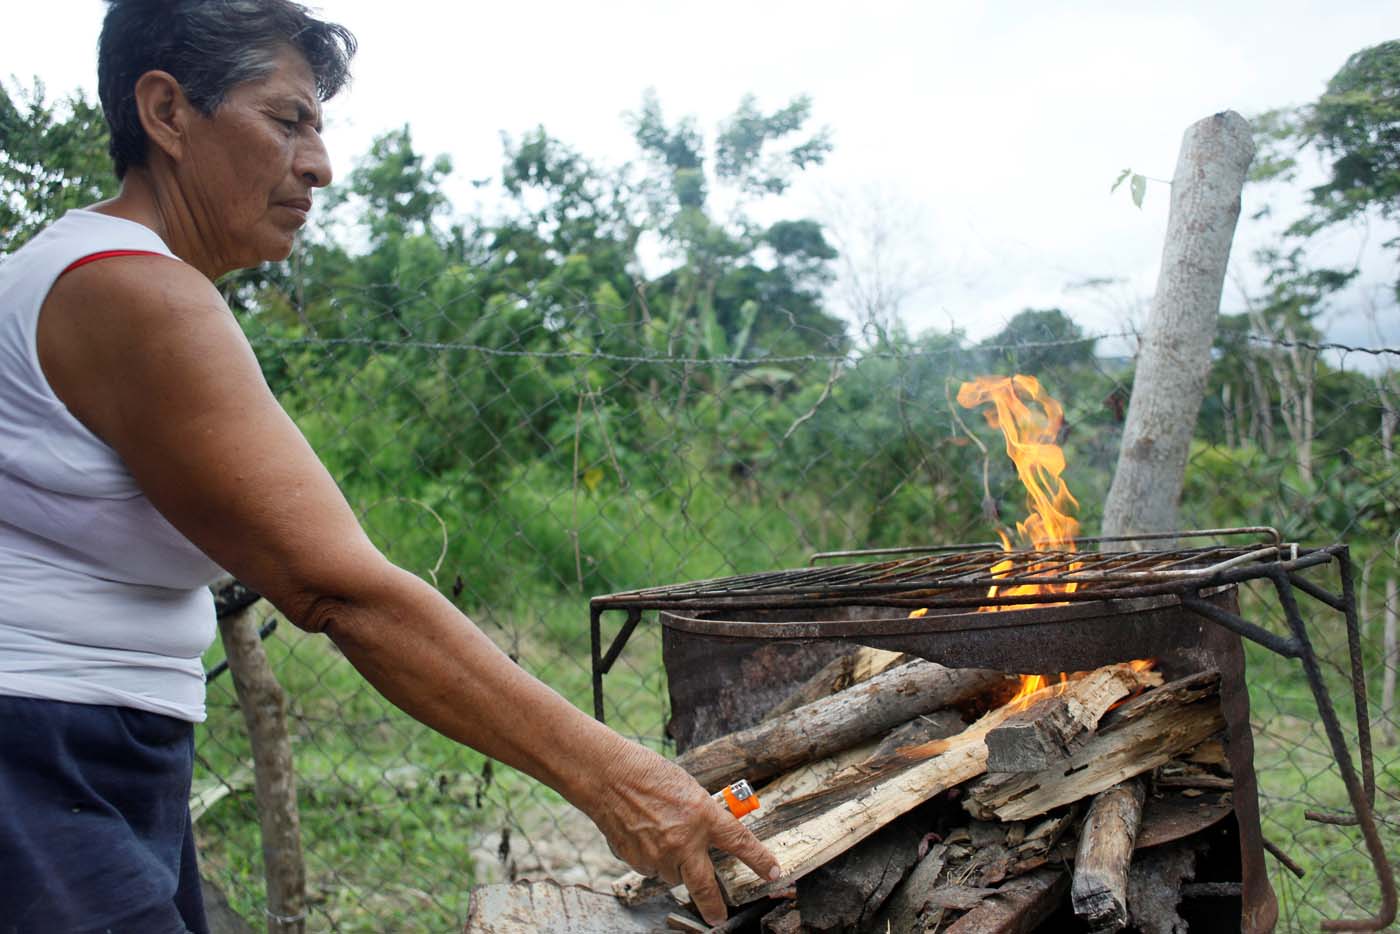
[191,282,1399,932]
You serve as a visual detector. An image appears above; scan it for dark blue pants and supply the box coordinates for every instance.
[0,694,208,934]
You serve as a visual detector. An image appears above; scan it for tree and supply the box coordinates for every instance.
[628,91,846,364]
[978,308,1096,378]
[1253,41,1400,296]
[0,79,117,253]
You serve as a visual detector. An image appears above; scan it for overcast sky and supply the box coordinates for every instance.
[6,1,1398,365]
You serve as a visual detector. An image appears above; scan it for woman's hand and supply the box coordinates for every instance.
[586,738,781,926]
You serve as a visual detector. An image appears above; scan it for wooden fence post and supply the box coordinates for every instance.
[219,602,307,934]
[1101,111,1255,544]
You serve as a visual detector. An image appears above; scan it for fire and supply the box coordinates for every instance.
[957,374,1081,605]
[921,374,1153,695]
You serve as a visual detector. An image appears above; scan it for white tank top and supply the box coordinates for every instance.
[0,210,224,722]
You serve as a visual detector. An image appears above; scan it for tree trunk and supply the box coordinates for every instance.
[219,604,306,934]
[1101,112,1254,544]
[1221,384,1237,449]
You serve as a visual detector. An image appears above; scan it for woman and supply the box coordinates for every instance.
[0,1,779,930]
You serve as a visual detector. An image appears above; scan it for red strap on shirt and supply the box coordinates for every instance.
[59,249,166,278]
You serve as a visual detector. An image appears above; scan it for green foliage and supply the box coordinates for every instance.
[1300,40,1400,230]
[0,79,117,252]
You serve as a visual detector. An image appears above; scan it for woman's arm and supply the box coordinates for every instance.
[38,255,779,924]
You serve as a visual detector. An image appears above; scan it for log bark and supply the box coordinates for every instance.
[966,671,1223,821]
[1100,111,1255,544]
[219,603,306,934]
[985,666,1162,772]
[763,647,906,720]
[942,868,1069,934]
[676,659,1009,792]
[1071,779,1146,930]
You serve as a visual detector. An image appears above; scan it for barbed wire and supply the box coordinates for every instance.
[1249,334,1400,359]
[250,313,1400,367]
[250,330,1137,366]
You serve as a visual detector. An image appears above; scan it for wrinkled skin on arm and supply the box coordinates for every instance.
[36,255,779,924]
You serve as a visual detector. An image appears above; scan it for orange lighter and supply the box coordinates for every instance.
[712,779,760,818]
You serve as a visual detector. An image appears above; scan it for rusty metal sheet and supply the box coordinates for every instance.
[464,879,676,933]
[1137,789,1234,850]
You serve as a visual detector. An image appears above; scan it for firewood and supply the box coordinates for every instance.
[1153,774,1233,790]
[710,696,1009,905]
[677,659,1011,792]
[759,709,966,809]
[1071,778,1146,930]
[613,715,963,905]
[794,811,926,932]
[942,868,1069,934]
[757,738,879,811]
[710,665,1158,905]
[761,902,801,933]
[763,647,908,720]
[930,885,1002,910]
[1126,842,1198,934]
[965,671,1225,821]
[870,842,951,933]
[611,870,678,906]
[664,910,708,932]
[985,666,1163,772]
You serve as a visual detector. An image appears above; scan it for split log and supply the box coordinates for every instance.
[1071,779,1146,930]
[664,911,708,932]
[794,810,926,932]
[966,671,1225,821]
[870,843,950,933]
[985,666,1162,772]
[763,647,907,720]
[942,868,1069,934]
[711,665,1158,904]
[759,709,966,809]
[677,659,1011,791]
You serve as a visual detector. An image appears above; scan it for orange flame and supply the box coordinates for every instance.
[957,374,1080,555]
[909,375,1153,698]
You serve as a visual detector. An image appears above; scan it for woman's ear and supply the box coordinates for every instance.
[133,70,192,164]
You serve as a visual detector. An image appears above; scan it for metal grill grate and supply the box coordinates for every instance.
[591,527,1313,613]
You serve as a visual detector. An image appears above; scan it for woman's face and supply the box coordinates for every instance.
[179,46,332,271]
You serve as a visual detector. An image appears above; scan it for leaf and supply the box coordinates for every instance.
[1131,173,1147,208]
[1111,168,1132,193]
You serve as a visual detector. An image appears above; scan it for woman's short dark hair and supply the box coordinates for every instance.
[98,0,357,178]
